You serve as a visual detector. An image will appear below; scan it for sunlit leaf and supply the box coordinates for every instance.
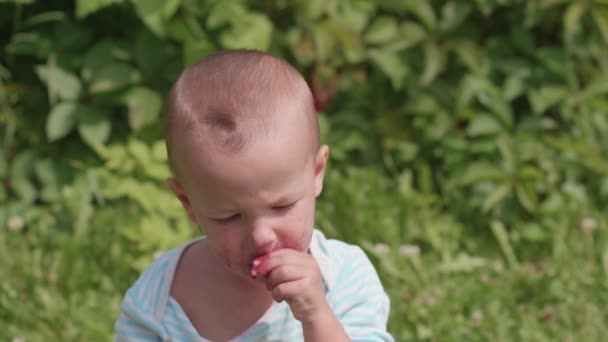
[482,183,511,212]
[420,41,446,86]
[47,102,77,141]
[490,221,519,269]
[126,87,162,131]
[77,106,111,148]
[440,1,472,32]
[76,0,123,19]
[364,16,398,44]
[477,90,513,128]
[457,162,506,186]
[88,63,141,93]
[369,48,408,89]
[36,63,82,102]
[592,7,608,45]
[564,2,587,46]
[467,113,502,136]
[130,0,181,36]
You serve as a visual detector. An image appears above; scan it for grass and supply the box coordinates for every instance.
[1,167,607,341]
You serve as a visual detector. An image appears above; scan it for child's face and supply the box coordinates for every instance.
[169,120,328,282]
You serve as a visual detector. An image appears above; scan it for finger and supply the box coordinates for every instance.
[253,249,307,278]
[264,264,304,291]
[271,280,301,303]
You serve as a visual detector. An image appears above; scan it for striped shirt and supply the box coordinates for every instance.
[114,229,394,341]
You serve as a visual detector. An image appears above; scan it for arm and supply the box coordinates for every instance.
[300,302,350,342]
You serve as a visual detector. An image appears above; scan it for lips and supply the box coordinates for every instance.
[248,243,280,266]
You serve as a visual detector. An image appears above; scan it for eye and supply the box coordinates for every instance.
[273,201,296,212]
[213,214,240,225]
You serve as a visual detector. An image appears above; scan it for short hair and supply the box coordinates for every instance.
[164,49,318,178]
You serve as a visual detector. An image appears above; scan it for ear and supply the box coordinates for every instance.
[167,177,198,223]
[313,145,330,197]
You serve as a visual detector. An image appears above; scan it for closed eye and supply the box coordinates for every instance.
[273,201,296,212]
[213,214,240,225]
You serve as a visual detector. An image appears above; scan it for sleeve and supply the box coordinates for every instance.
[328,246,394,342]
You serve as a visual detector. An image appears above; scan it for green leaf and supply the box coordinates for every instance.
[516,182,538,212]
[391,22,427,50]
[10,151,37,204]
[151,140,167,161]
[457,162,506,186]
[420,42,446,86]
[134,29,177,78]
[126,87,162,131]
[77,106,111,148]
[128,138,151,166]
[451,40,489,76]
[130,0,181,36]
[520,224,548,242]
[364,16,398,44]
[88,63,140,94]
[82,40,127,82]
[477,90,513,128]
[405,1,436,29]
[7,32,53,58]
[47,102,77,141]
[312,23,336,62]
[503,74,528,101]
[482,183,511,212]
[467,113,502,136]
[207,2,245,29]
[34,159,61,202]
[528,85,568,114]
[564,2,587,45]
[220,13,273,50]
[440,1,472,32]
[36,63,82,102]
[368,48,408,89]
[490,221,519,269]
[592,7,608,45]
[437,253,487,273]
[76,0,124,18]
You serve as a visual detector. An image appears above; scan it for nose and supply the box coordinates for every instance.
[249,218,277,255]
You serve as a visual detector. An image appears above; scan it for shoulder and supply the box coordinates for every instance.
[312,229,373,270]
[311,229,381,291]
[121,239,200,317]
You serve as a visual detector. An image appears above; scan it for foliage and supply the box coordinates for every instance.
[2,0,608,340]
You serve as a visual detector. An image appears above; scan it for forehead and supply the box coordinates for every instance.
[177,113,315,198]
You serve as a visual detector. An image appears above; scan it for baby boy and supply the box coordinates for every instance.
[114,49,393,342]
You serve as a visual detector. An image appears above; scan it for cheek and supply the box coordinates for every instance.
[280,201,315,252]
[208,232,244,271]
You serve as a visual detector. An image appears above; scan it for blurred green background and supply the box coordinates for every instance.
[2,0,608,341]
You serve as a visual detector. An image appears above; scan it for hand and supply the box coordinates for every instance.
[251,249,330,324]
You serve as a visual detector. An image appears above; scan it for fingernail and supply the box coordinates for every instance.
[253,259,261,266]
[250,269,257,279]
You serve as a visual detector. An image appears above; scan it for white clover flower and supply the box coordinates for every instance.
[372,243,390,256]
[580,217,597,234]
[13,337,26,342]
[399,244,420,258]
[7,216,25,232]
[472,309,483,324]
